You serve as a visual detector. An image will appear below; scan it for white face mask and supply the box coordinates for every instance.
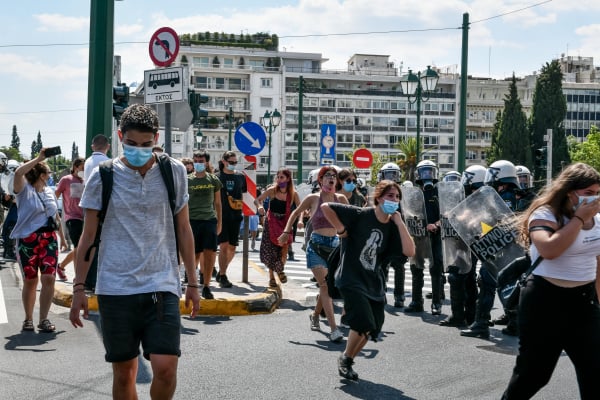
[577,194,599,207]
[77,171,84,179]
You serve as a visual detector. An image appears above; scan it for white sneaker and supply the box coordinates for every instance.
[330,328,344,342]
[309,314,321,331]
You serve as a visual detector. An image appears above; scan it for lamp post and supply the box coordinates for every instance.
[260,109,281,183]
[400,66,439,163]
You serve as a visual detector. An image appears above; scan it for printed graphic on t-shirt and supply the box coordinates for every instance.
[69,182,84,199]
[359,229,383,271]
[226,179,235,192]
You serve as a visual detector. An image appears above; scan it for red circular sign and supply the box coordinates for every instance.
[149,27,180,67]
[353,148,373,169]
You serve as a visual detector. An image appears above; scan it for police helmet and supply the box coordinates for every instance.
[515,165,533,190]
[378,162,401,183]
[442,171,462,182]
[401,180,413,188]
[484,160,519,189]
[415,160,439,188]
[461,165,487,190]
[6,159,19,172]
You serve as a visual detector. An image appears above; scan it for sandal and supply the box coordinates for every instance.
[22,320,34,332]
[278,272,288,284]
[269,278,277,288]
[37,319,56,333]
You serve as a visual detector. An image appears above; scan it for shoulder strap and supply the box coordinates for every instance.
[156,154,180,264]
[84,159,113,262]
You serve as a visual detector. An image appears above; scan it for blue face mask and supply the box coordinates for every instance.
[578,195,599,207]
[226,163,236,171]
[380,200,399,214]
[122,144,153,167]
[343,182,356,192]
[194,162,206,173]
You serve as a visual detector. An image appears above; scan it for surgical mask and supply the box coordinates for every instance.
[380,200,399,214]
[122,143,153,167]
[577,195,599,208]
[343,182,356,192]
[226,163,236,171]
[76,171,84,179]
[278,181,288,189]
[194,163,206,173]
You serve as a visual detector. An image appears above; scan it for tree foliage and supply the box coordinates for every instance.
[71,142,79,160]
[529,60,568,182]
[487,110,502,165]
[568,125,600,171]
[498,74,531,167]
[0,146,23,161]
[10,125,20,150]
[394,137,422,182]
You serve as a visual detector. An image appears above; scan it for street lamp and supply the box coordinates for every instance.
[400,66,439,163]
[260,108,282,183]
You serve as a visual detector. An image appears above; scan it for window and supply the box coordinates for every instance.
[261,78,272,88]
[172,133,182,143]
[229,78,242,90]
[467,131,478,140]
[250,60,265,70]
[467,151,477,160]
[193,57,209,67]
[260,97,272,107]
[223,58,234,68]
[195,76,208,89]
[215,78,225,89]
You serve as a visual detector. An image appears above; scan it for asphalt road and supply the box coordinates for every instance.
[0,251,581,400]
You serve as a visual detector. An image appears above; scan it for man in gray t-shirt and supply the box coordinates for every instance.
[69,104,200,400]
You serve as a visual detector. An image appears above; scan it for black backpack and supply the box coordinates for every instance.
[84,154,178,262]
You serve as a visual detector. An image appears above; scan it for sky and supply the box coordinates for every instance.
[1,0,599,160]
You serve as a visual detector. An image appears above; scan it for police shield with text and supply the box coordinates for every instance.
[452,160,524,338]
[437,179,471,327]
[403,160,444,315]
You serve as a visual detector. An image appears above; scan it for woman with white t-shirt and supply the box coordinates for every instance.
[502,162,600,400]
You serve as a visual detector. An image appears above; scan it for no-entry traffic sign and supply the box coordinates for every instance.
[353,148,373,169]
[149,27,180,67]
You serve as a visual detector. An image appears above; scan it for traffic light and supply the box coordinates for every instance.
[188,89,209,125]
[535,147,547,169]
[112,83,129,120]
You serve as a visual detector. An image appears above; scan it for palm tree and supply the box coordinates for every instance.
[394,137,422,182]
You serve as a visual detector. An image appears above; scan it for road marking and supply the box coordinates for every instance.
[0,276,7,324]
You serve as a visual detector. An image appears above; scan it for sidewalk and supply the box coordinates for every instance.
[52,246,285,317]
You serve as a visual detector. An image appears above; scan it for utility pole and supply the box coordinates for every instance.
[457,12,469,172]
[296,76,304,185]
[546,128,553,184]
[85,0,114,158]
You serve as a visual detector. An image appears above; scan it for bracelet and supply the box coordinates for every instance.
[187,284,200,288]
[73,288,85,294]
[573,215,585,225]
[73,283,85,288]
[337,228,346,235]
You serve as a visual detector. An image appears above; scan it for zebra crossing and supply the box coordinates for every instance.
[246,246,435,295]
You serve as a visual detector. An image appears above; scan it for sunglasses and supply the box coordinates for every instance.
[345,179,357,184]
[323,173,337,178]
[227,160,238,165]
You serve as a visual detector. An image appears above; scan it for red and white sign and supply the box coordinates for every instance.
[353,148,373,169]
[242,155,257,217]
[149,27,180,67]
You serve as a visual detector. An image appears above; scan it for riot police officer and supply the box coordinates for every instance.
[442,170,462,182]
[515,165,535,212]
[377,162,407,307]
[440,165,485,327]
[461,160,520,338]
[405,160,444,315]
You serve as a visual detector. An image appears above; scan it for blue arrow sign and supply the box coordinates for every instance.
[234,122,266,156]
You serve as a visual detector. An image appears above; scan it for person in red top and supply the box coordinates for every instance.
[55,158,85,280]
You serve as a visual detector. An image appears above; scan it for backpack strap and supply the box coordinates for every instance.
[84,159,114,262]
[156,153,180,264]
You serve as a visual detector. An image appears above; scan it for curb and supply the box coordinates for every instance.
[53,283,283,316]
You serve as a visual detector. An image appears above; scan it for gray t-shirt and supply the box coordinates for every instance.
[11,183,58,239]
[79,157,189,296]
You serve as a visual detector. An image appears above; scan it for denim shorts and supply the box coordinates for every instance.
[98,292,181,362]
[306,233,339,269]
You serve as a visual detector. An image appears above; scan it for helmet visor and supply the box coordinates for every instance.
[382,170,400,182]
[417,166,436,181]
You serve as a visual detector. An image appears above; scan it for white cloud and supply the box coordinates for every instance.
[35,13,88,32]
[116,24,144,36]
[0,53,87,82]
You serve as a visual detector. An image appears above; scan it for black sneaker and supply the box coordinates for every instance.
[219,274,233,288]
[338,354,358,381]
[202,286,214,300]
[215,273,221,283]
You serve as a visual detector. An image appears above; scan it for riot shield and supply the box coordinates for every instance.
[447,186,525,278]
[400,186,432,268]
[437,181,471,273]
[0,171,10,195]
[295,183,313,201]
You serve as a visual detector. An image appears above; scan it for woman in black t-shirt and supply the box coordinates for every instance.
[321,180,415,381]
